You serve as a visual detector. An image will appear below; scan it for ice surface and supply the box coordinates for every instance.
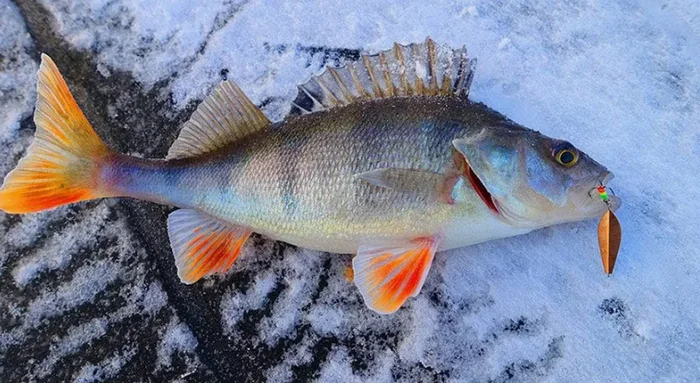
[71,347,136,383]
[11,203,112,286]
[0,1,204,379]
[0,0,37,194]
[34,318,110,379]
[2,0,700,381]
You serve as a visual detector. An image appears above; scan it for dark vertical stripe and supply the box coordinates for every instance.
[277,127,306,218]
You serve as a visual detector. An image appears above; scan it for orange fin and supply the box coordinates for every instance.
[167,209,252,284]
[352,238,438,314]
[344,266,354,282]
[0,54,110,214]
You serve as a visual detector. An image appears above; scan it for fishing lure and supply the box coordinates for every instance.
[596,185,622,274]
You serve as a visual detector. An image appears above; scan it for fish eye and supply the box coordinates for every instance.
[554,148,578,167]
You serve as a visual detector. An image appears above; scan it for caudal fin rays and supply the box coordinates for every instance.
[0,54,111,214]
[167,81,271,160]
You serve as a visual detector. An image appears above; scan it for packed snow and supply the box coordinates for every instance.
[0,0,37,197]
[0,0,36,142]
[1,0,699,381]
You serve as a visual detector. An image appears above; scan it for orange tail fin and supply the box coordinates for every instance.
[0,54,111,214]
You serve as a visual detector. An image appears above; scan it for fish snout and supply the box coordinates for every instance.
[607,194,622,212]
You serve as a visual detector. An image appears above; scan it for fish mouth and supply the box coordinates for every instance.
[464,162,500,215]
[587,172,615,198]
[601,171,615,186]
[589,171,622,211]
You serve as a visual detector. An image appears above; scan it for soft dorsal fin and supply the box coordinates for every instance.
[167,81,270,160]
[291,38,476,114]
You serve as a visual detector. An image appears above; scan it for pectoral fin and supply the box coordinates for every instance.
[352,238,438,314]
[356,168,463,204]
[167,209,252,284]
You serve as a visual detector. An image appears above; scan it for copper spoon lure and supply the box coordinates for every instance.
[596,185,621,275]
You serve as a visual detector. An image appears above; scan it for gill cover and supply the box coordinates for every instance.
[452,129,572,207]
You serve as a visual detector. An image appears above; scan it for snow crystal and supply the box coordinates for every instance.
[307,305,345,336]
[318,347,395,383]
[24,260,122,327]
[33,318,109,379]
[220,269,278,334]
[257,247,325,346]
[221,245,328,345]
[156,317,199,369]
[141,280,169,315]
[4,206,70,248]
[11,203,112,286]
[0,0,37,143]
[39,0,247,88]
[72,347,137,383]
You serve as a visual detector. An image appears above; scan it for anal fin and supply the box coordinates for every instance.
[352,238,438,314]
[167,209,252,284]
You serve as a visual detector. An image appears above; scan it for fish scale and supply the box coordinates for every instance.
[218,99,465,241]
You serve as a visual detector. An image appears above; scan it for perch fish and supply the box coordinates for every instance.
[0,39,620,314]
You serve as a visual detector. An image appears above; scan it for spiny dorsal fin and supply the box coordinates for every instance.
[167,81,270,160]
[291,38,477,114]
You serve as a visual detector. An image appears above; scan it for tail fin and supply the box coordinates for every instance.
[0,54,111,214]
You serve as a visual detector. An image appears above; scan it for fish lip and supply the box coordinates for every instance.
[464,161,500,216]
[588,171,622,211]
[602,171,615,185]
[588,171,614,198]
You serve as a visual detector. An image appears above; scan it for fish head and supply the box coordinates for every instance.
[453,125,620,228]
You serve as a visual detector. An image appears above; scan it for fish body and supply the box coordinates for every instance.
[0,39,620,314]
[107,97,528,254]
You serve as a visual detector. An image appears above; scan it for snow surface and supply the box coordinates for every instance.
[1,4,201,380]
[2,0,700,381]
[156,317,199,370]
[0,0,37,190]
[0,19,200,374]
[0,0,36,141]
